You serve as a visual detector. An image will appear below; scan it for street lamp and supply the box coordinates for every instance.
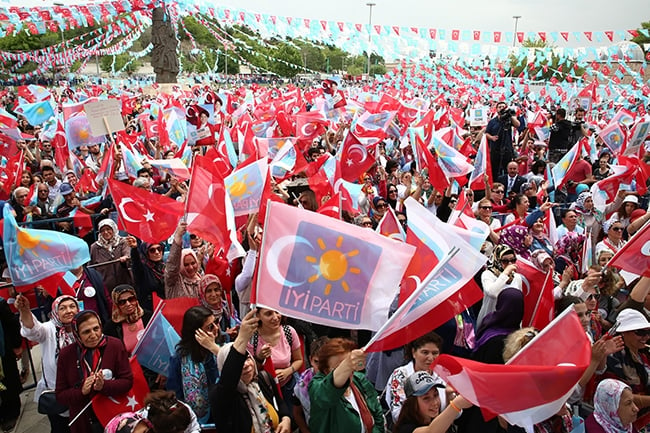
[366,2,375,76]
[512,15,521,47]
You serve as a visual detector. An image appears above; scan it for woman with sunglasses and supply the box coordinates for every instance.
[596,220,627,258]
[167,306,220,424]
[127,235,166,312]
[476,198,501,245]
[602,309,650,404]
[476,245,522,329]
[55,310,133,433]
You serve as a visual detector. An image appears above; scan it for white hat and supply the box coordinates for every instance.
[617,309,650,333]
[623,195,639,205]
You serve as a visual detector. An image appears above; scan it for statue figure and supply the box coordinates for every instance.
[151,7,179,83]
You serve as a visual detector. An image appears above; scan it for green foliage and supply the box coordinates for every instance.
[100,54,141,74]
[631,21,650,52]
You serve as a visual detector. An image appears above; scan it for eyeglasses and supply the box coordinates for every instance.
[494,190,504,194]
[501,258,517,264]
[117,296,137,306]
[480,206,493,210]
[586,293,600,301]
[634,329,650,337]
[148,246,163,253]
[610,227,624,232]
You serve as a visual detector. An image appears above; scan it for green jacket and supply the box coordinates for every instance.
[308,371,384,433]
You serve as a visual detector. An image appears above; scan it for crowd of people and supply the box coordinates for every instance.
[0,72,647,433]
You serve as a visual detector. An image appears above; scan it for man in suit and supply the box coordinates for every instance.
[497,161,527,197]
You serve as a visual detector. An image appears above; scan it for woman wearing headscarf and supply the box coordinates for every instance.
[596,220,627,258]
[198,274,239,343]
[166,222,202,299]
[15,294,79,433]
[585,379,639,433]
[210,310,292,433]
[55,310,133,433]
[127,235,166,312]
[554,231,585,277]
[572,191,623,258]
[499,225,532,260]
[167,306,219,424]
[90,219,133,294]
[477,245,522,329]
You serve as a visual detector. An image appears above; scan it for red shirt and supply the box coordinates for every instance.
[565,159,591,194]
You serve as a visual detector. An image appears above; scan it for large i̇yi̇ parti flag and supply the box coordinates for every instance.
[433,307,591,431]
[2,203,90,297]
[255,201,415,331]
[132,302,182,376]
[108,179,184,244]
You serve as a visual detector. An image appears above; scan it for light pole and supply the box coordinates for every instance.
[366,2,375,76]
[512,15,521,47]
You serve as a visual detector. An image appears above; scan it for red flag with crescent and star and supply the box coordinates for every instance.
[108,179,184,244]
[92,357,149,426]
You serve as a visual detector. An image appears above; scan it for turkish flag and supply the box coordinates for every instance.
[294,112,327,140]
[517,258,555,329]
[108,179,184,244]
[607,222,650,277]
[317,192,342,220]
[338,131,377,182]
[433,308,590,430]
[186,155,231,250]
[92,357,149,426]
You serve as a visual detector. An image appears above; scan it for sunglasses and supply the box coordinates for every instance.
[501,258,517,264]
[388,190,397,194]
[480,206,493,210]
[494,190,504,194]
[610,227,624,232]
[586,293,600,301]
[189,234,198,239]
[634,329,650,337]
[117,296,137,306]
[362,221,373,226]
[148,246,163,253]
[375,203,387,209]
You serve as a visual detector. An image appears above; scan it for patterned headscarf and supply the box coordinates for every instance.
[96,219,122,252]
[487,244,516,277]
[530,249,553,272]
[137,241,165,282]
[500,225,531,260]
[198,274,224,315]
[49,295,79,355]
[71,310,106,349]
[593,379,634,433]
[554,232,585,266]
[179,248,202,281]
[111,285,144,324]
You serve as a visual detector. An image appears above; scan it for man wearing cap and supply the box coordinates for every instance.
[604,309,650,397]
[55,183,93,234]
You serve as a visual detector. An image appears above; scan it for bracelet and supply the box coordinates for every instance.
[449,400,462,413]
[291,366,296,374]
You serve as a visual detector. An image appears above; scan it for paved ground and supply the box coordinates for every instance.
[14,345,48,433]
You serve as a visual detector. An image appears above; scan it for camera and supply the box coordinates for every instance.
[499,108,515,122]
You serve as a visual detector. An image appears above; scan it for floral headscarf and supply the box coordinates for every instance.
[573,192,593,214]
[500,225,531,260]
[111,284,144,324]
[96,219,122,252]
[138,241,165,282]
[530,249,553,272]
[487,244,516,277]
[554,232,585,267]
[198,274,224,315]
[593,379,634,433]
[49,295,79,355]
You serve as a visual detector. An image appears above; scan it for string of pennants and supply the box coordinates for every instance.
[0,0,647,48]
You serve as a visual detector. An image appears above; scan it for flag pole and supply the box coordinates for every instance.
[363,248,459,351]
[68,401,92,427]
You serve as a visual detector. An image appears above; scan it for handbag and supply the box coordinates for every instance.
[37,366,68,415]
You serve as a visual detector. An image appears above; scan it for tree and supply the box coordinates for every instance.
[269,44,302,77]
[631,21,650,53]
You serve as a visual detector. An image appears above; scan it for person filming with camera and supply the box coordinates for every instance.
[485,101,520,179]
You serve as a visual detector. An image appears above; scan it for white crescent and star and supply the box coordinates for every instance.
[118,198,142,223]
[347,143,368,163]
[265,235,312,288]
[641,241,650,257]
